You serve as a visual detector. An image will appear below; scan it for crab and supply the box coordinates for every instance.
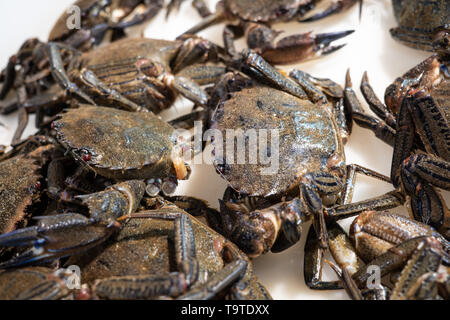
[175,50,407,262]
[51,105,190,193]
[178,0,357,65]
[0,0,165,111]
[307,210,450,299]
[345,47,450,238]
[390,0,449,52]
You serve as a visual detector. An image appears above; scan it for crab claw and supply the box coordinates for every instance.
[300,0,362,23]
[255,29,354,65]
[314,30,355,54]
[0,214,116,269]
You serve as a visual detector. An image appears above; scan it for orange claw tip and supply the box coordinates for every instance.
[173,156,188,180]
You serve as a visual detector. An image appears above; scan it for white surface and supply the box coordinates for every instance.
[0,0,447,300]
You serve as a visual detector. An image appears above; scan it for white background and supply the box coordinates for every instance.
[0,0,447,300]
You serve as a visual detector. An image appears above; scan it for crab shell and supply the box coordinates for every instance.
[53,105,184,181]
[0,152,45,234]
[392,0,449,33]
[222,0,311,22]
[67,206,271,300]
[211,85,345,197]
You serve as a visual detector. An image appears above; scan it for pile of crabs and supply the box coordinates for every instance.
[0,0,448,300]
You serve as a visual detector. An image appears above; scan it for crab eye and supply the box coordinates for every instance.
[80,150,92,162]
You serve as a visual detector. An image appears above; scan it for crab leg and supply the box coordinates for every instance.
[304,166,390,291]
[176,64,227,85]
[236,49,308,99]
[352,236,430,287]
[304,224,345,290]
[76,68,147,112]
[113,0,163,30]
[11,95,28,146]
[405,91,450,161]
[180,11,226,36]
[343,164,392,205]
[300,0,362,23]
[359,72,397,128]
[324,258,390,300]
[0,181,146,268]
[392,93,450,233]
[178,260,248,300]
[344,70,396,146]
[403,153,450,192]
[404,177,449,237]
[325,259,364,300]
[325,191,405,221]
[47,43,96,105]
[349,210,450,264]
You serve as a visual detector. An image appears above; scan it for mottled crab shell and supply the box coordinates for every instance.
[0,154,42,234]
[211,85,345,197]
[67,206,271,300]
[392,0,449,32]
[224,0,310,22]
[53,105,178,181]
